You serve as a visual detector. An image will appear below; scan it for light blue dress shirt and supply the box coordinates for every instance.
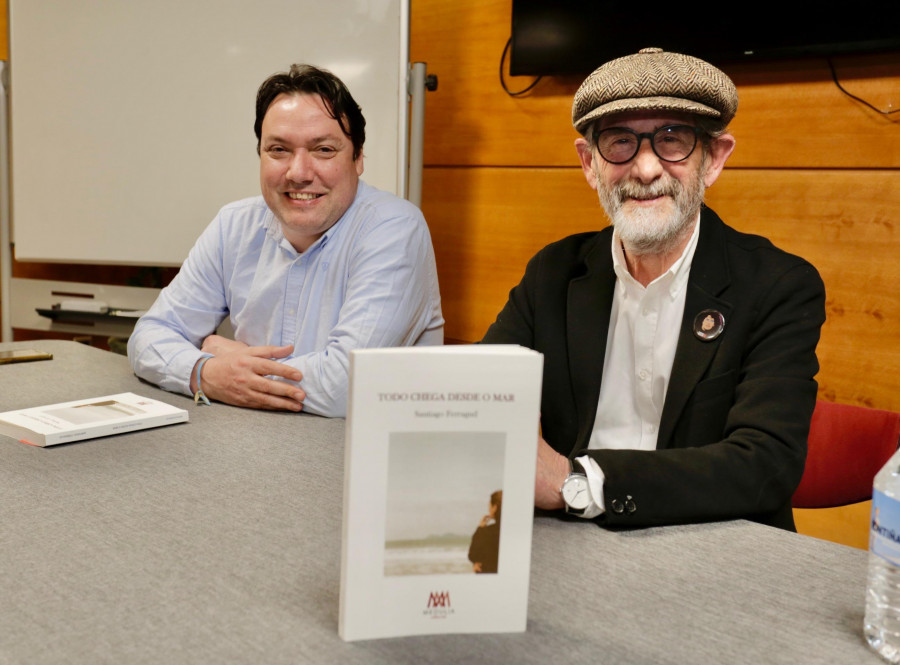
[127,181,444,417]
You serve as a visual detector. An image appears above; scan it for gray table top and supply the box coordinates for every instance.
[0,341,880,664]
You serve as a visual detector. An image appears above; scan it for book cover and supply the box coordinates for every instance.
[0,392,189,447]
[339,345,543,641]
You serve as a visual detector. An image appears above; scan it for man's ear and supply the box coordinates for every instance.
[575,137,599,191]
[702,133,736,188]
[355,151,365,176]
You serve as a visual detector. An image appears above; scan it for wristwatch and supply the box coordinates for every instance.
[561,462,591,516]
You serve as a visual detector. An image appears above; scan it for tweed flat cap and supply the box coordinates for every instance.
[572,47,738,133]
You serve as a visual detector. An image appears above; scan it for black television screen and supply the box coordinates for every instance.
[510,1,900,76]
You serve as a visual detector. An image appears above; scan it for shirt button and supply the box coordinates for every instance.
[638,370,649,381]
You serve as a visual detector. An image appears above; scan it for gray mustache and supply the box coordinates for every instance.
[616,180,679,202]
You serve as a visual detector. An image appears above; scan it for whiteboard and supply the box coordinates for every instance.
[9,0,409,266]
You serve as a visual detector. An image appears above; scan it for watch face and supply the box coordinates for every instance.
[562,474,591,510]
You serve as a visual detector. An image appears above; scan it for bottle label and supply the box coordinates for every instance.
[871,489,900,566]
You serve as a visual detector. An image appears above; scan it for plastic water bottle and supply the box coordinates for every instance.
[865,449,900,662]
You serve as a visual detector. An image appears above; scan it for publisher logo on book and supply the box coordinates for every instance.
[424,591,454,619]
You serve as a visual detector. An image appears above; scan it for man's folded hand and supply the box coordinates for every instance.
[193,342,306,411]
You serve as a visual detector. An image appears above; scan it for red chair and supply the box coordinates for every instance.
[792,400,900,509]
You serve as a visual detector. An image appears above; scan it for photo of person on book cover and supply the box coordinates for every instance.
[468,490,501,574]
[384,432,505,576]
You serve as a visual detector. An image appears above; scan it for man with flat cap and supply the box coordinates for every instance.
[482,47,826,530]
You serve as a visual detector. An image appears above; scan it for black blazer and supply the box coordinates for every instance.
[483,207,826,530]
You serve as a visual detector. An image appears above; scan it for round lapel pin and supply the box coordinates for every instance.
[693,309,725,341]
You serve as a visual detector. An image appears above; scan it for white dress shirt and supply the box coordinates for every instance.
[574,216,701,517]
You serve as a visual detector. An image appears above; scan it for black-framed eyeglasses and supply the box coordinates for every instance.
[592,125,703,164]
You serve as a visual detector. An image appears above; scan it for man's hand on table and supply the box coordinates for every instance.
[535,435,568,510]
[191,336,306,411]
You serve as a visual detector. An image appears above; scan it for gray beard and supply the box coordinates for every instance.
[598,171,706,256]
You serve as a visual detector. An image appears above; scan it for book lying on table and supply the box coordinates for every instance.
[339,345,544,641]
[0,392,189,447]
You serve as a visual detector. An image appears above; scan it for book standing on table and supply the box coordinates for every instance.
[340,345,543,641]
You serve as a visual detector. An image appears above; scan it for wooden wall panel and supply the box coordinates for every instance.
[794,502,872,550]
[727,56,900,168]
[706,169,900,412]
[11,260,177,286]
[424,166,900,413]
[423,166,603,342]
[411,0,900,169]
[410,0,585,168]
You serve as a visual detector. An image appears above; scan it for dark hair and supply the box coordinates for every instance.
[490,490,503,523]
[254,64,366,159]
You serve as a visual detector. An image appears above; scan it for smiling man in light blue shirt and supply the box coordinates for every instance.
[128,64,443,417]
